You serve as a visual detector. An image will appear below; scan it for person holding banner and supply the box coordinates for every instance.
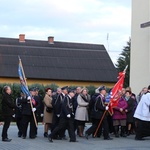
[21,87,37,139]
[85,86,112,140]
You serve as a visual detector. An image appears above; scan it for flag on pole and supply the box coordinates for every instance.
[18,57,30,96]
[108,66,127,115]
[18,56,38,127]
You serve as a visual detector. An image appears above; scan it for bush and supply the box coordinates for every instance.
[86,85,96,96]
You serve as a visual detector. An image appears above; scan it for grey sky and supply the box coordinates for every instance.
[0,0,131,64]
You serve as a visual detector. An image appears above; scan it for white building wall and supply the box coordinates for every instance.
[130,0,150,94]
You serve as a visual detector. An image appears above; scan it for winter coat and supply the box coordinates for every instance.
[113,97,128,120]
[21,97,32,116]
[2,93,15,116]
[75,94,90,121]
[43,94,53,123]
[15,97,23,118]
[91,94,106,120]
[126,97,135,123]
[52,93,65,116]
[60,95,74,119]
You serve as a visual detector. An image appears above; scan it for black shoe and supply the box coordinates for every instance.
[135,137,145,141]
[70,140,78,142]
[127,131,131,136]
[104,137,113,140]
[2,138,12,142]
[48,135,53,142]
[30,136,36,139]
[120,134,127,137]
[85,133,89,140]
[62,137,68,140]
[22,136,26,139]
[56,137,62,140]
[115,133,119,138]
[18,131,22,137]
[44,132,48,138]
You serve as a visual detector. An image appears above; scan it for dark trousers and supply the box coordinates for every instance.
[22,115,36,138]
[86,117,109,138]
[51,117,76,141]
[52,115,66,138]
[16,117,23,136]
[92,118,102,137]
[136,119,150,139]
[86,119,99,136]
[2,116,12,139]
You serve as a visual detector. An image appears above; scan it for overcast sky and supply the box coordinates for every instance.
[0,0,131,64]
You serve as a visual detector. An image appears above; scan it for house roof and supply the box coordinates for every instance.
[0,37,118,82]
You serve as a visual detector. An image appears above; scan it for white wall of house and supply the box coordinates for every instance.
[130,0,150,94]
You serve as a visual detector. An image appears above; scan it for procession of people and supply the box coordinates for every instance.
[1,84,150,143]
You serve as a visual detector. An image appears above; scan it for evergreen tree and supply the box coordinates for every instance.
[116,39,131,87]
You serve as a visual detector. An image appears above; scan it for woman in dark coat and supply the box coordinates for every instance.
[125,90,135,135]
[1,86,15,142]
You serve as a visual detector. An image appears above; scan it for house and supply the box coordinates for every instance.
[0,34,118,88]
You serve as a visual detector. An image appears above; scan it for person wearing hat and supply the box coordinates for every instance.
[51,86,68,140]
[21,87,38,139]
[52,86,68,119]
[48,89,77,142]
[34,87,43,136]
[85,86,113,140]
[1,86,15,142]
[15,92,26,137]
[88,86,102,138]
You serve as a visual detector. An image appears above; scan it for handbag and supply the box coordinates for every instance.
[46,107,53,113]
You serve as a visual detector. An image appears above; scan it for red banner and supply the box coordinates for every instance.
[108,71,125,115]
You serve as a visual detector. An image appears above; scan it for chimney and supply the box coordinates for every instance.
[19,34,25,42]
[48,36,54,44]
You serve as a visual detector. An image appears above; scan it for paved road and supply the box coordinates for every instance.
[0,124,150,150]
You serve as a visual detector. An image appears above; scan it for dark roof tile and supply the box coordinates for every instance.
[0,37,118,82]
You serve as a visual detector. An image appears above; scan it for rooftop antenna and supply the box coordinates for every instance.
[106,33,109,52]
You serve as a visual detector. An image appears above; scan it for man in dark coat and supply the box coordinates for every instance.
[51,86,68,139]
[34,87,43,119]
[88,87,102,137]
[15,92,26,137]
[21,87,38,139]
[48,89,77,142]
[1,86,15,142]
[34,87,43,136]
[85,86,113,140]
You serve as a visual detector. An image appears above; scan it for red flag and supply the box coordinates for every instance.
[108,71,125,115]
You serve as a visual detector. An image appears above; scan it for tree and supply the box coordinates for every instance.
[116,39,131,88]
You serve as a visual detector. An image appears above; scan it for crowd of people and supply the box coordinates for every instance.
[1,84,150,142]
